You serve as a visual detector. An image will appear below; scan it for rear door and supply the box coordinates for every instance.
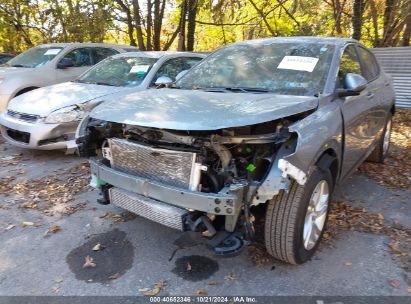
[338,44,382,179]
[356,45,387,139]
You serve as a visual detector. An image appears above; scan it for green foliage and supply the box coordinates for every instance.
[0,0,410,53]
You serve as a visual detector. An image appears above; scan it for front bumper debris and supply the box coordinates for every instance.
[90,159,246,225]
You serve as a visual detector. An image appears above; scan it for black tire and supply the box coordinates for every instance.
[367,114,392,163]
[264,167,333,264]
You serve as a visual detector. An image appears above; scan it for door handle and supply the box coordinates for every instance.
[366,92,374,98]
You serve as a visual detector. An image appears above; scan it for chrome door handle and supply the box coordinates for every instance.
[367,92,374,98]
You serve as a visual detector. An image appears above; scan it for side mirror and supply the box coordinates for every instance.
[176,70,188,81]
[336,73,367,97]
[57,58,74,69]
[154,76,173,87]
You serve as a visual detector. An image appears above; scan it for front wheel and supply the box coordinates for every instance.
[264,167,333,264]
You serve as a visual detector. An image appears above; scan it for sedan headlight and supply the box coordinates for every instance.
[43,105,85,124]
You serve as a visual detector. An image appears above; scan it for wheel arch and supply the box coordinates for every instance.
[315,148,339,187]
[14,86,39,97]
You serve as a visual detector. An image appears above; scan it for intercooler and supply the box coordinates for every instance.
[109,187,188,230]
[107,138,203,190]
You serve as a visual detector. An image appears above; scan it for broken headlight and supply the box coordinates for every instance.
[43,105,85,124]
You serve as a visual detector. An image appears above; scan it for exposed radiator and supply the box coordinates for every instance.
[108,138,198,189]
[109,187,187,230]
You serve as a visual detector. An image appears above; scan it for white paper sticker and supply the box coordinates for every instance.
[44,49,62,56]
[129,65,150,74]
[277,56,319,72]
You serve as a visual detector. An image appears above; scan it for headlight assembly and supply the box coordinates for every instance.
[43,105,85,124]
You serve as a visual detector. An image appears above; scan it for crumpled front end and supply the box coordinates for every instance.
[79,111,312,242]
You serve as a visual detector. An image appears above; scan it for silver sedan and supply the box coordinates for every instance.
[0,52,205,153]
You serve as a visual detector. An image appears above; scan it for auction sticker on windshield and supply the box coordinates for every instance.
[44,49,62,56]
[277,56,319,72]
[129,65,150,74]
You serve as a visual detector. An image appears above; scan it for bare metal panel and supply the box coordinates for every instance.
[109,187,187,230]
[108,138,196,189]
[372,47,411,109]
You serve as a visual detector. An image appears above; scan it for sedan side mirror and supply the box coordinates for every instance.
[154,76,173,87]
[336,73,367,97]
[57,58,74,69]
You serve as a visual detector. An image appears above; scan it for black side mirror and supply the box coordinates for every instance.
[336,73,367,97]
[57,58,74,69]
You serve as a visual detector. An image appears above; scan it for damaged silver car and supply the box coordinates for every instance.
[77,37,395,264]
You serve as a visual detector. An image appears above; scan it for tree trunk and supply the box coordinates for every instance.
[132,0,146,50]
[146,0,153,50]
[402,2,411,46]
[352,0,365,40]
[153,0,166,50]
[186,0,198,51]
[178,0,187,51]
[115,0,137,46]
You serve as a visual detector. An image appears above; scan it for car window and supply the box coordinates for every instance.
[92,48,119,64]
[78,56,158,87]
[153,57,203,82]
[338,45,362,88]
[177,43,335,96]
[6,46,64,68]
[357,46,379,81]
[60,48,92,67]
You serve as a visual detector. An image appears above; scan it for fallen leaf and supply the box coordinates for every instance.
[139,280,167,296]
[22,202,37,209]
[407,287,411,293]
[378,213,384,220]
[108,273,120,280]
[389,279,401,289]
[83,255,96,268]
[92,243,104,251]
[344,261,352,267]
[195,289,208,295]
[224,273,239,280]
[5,224,15,231]
[49,226,61,233]
[54,278,63,283]
[186,262,192,271]
[22,221,34,227]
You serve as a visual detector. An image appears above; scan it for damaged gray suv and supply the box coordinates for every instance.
[77,37,395,264]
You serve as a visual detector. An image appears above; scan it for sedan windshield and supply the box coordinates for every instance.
[177,42,335,96]
[6,46,64,68]
[77,56,158,87]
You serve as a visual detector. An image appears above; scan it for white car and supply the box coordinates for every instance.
[0,43,138,111]
[0,52,205,153]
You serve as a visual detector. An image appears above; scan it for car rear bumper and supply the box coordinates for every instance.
[0,111,77,151]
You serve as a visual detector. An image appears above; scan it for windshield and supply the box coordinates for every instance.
[6,46,64,68]
[77,56,158,87]
[177,42,335,96]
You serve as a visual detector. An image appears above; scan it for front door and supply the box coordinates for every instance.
[338,44,382,179]
[54,47,94,83]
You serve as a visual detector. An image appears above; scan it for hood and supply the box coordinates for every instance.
[90,88,319,130]
[8,82,132,116]
[0,66,34,77]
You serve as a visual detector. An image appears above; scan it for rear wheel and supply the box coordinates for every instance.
[264,167,332,264]
[367,115,392,163]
